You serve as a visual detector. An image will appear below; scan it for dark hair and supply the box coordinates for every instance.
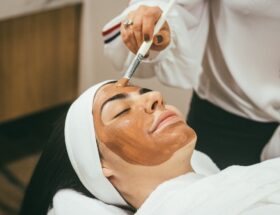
[19,114,94,215]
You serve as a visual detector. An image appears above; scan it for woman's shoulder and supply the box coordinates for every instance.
[48,189,132,215]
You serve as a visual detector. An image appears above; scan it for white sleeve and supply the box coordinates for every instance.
[103,0,209,90]
[49,189,132,215]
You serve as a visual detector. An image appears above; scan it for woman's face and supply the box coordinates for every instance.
[93,83,196,166]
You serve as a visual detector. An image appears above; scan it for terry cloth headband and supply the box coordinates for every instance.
[64,80,128,206]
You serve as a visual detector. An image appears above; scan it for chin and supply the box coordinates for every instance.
[186,125,197,142]
[176,121,197,146]
[158,122,197,147]
[179,127,197,151]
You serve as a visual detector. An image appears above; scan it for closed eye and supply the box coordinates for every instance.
[113,108,130,119]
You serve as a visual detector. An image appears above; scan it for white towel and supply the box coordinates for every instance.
[48,150,217,214]
[49,152,280,214]
[136,158,280,215]
[65,80,128,206]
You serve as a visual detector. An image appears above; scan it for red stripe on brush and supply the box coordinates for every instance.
[102,22,121,36]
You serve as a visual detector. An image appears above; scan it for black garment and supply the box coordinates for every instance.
[187,92,279,169]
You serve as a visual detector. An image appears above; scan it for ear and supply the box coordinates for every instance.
[102,167,114,178]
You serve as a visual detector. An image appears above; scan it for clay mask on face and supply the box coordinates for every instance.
[93,83,196,166]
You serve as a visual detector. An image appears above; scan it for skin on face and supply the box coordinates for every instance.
[93,83,196,166]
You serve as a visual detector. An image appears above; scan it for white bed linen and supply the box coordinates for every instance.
[48,150,218,214]
[48,153,280,214]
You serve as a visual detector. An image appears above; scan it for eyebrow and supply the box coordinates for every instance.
[139,88,152,94]
[100,88,153,112]
[101,93,128,112]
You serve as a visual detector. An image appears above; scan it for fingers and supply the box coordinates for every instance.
[121,6,170,54]
[121,12,138,54]
[151,21,170,51]
[142,15,155,42]
[121,27,138,54]
[142,7,162,42]
[132,15,143,48]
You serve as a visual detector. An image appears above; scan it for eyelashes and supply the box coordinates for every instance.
[113,108,130,119]
[111,88,152,119]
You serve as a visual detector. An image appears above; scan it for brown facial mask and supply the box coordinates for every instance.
[93,83,196,166]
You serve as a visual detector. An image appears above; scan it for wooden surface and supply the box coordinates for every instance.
[0,5,81,122]
[0,0,82,21]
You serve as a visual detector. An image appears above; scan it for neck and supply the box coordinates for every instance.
[104,141,196,209]
[114,159,193,208]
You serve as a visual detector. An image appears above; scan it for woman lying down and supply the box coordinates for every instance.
[20,80,280,215]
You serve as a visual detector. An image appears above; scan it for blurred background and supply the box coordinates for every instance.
[0,1,191,214]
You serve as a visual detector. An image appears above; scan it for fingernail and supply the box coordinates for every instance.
[144,34,150,41]
[156,35,163,44]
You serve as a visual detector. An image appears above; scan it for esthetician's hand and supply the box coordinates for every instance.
[121,6,171,55]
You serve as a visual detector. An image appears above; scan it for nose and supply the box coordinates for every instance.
[143,91,164,113]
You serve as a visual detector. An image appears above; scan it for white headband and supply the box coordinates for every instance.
[64,80,128,206]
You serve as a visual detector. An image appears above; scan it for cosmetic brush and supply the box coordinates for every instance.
[117,0,176,86]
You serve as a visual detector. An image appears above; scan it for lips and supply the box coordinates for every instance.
[149,110,181,133]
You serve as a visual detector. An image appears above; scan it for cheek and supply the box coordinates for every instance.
[156,123,196,142]
[101,116,161,165]
[99,112,194,166]
[103,117,147,148]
